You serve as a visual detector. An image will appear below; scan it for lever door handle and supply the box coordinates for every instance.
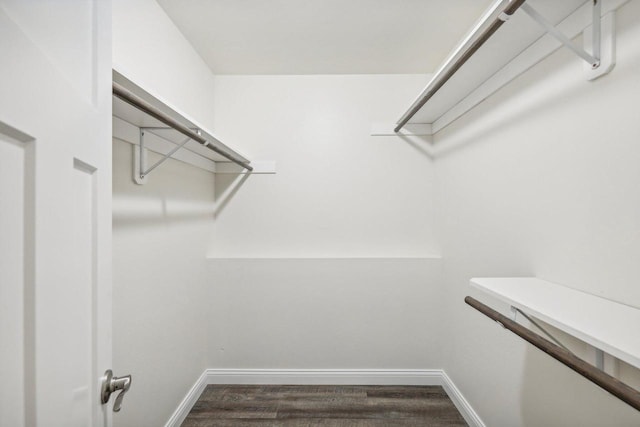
[101,369,132,412]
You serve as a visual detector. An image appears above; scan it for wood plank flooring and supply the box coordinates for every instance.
[182,385,468,426]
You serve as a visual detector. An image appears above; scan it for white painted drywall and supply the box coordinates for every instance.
[434,1,640,425]
[205,74,444,371]
[207,258,443,369]
[112,0,218,132]
[111,1,223,425]
[112,1,640,425]
[209,74,435,258]
[156,0,494,75]
[112,139,214,427]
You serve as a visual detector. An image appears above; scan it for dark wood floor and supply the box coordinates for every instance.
[182,385,468,426]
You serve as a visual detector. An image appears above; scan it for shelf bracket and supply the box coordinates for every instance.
[133,128,147,185]
[511,306,617,373]
[521,1,601,69]
[134,128,199,185]
[511,306,571,352]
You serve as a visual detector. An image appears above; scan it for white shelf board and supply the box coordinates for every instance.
[112,70,250,165]
[471,277,640,370]
[404,0,629,133]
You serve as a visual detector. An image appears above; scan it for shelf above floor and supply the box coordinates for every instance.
[471,277,640,370]
[395,0,628,135]
[113,70,250,166]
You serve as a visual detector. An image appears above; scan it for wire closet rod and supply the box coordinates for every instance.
[112,82,253,171]
[394,0,527,133]
[465,296,640,412]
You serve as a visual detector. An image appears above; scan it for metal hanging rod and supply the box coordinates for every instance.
[465,296,640,412]
[394,0,527,133]
[112,82,253,172]
[395,0,605,133]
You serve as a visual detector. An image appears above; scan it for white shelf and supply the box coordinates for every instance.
[401,0,628,134]
[112,70,250,166]
[471,277,640,370]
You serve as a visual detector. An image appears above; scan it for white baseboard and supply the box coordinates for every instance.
[165,368,484,427]
[164,370,209,427]
[205,368,442,386]
[441,371,486,427]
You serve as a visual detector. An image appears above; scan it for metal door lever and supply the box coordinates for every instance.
[101,369,132,412]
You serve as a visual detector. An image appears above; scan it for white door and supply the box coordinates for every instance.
[0,1,114,426]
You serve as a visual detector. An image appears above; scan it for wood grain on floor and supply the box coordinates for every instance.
[181,385,468,426]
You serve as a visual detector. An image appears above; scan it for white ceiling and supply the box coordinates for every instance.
[156,0,495,75]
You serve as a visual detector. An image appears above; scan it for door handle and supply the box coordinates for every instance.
[101,369,132,412]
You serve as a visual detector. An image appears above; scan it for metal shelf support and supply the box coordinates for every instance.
[511,306,571,352]
[137,129,198,180]
[521,0,601,69]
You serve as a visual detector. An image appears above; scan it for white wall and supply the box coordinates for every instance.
[112,1,640,425]
[209,74,435,258]
[206,74,443,369]
[435,2,640,425]
[112,1,220,425]
[112,0,218,132]
[112,140,214,427]
[208,258,442,369]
